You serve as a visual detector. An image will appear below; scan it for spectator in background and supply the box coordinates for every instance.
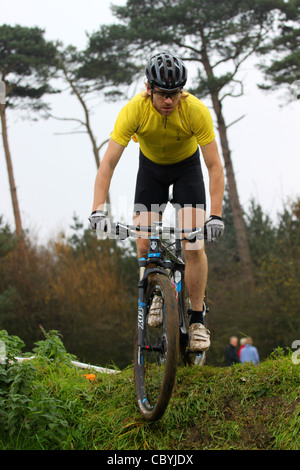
[238,337,247,360]
[240,337,260,365]
[225,336,240,366]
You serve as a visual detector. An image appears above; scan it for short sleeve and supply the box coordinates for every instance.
[110,95,144,147]
[185,96,215,146]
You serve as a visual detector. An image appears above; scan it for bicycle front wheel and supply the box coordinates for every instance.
[134,274,179,422]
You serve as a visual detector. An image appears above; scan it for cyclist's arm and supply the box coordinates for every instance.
[92,138,125,212]
[200,139,224,217]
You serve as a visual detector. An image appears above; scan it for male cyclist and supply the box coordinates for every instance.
[89,52,225,352]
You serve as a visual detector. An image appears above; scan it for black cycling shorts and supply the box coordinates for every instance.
[134,148,206,214]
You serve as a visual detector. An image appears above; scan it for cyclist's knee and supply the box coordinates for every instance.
[183,238,205,255]
[136,239,149,258]
[133,210,160,259]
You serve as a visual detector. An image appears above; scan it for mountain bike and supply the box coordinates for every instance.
[111,213,208,422]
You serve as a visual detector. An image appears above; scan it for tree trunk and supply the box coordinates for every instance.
[0,104,25,257]
[211,95,254,284]
[200,35,254,285]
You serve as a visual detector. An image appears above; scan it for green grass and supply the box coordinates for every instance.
[0,330,299,450]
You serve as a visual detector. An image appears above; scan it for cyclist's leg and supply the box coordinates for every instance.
[178,206,207,312]
[176,207,210,352]
[133,210,161,258]
[172,152,210,351]
[172,149,207,313]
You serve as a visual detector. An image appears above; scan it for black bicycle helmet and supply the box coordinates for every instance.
[145,52,187,91]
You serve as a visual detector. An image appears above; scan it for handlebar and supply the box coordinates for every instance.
[110,221,206,242]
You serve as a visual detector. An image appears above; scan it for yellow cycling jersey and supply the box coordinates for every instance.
[110,92,215,164]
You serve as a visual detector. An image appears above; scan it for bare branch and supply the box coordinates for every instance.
[226,114,246,129]
[97,138,109,153]
[220,78,245,102]
[53,131,87,136]
[49,114,86,127]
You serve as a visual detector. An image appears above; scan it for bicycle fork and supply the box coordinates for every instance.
[136,236,171,357]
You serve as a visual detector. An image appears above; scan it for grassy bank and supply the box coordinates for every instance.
[0,330,299,450]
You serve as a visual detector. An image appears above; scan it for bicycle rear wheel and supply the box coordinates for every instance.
[134,274,179,422]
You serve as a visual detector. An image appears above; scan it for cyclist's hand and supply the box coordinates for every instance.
[88,210,111,239]
[205,215,224,243]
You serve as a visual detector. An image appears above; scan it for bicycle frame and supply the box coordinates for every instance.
[137,234,181,358]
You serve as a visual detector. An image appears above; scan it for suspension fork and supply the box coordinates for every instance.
[171,264,187,335]
[137,236,172,352]
[137,257,147,351]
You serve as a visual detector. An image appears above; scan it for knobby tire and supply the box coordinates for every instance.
[134,274,179,422]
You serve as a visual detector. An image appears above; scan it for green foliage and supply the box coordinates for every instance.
[0,217,16,258]
[0,288,17,325]
[109,0,288,100]
[0,330,25,362]
[0,24,59,112]
[72,24,143,99]
[0,330,298,450]
[0,330,74,447]
[201,195,300,365]
[33,327,76,365]
[257,0,300,98]
[0,215,138,368]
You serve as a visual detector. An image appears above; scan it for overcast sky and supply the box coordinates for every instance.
[1,0,300,244]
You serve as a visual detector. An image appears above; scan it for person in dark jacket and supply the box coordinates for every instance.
[225,336,240,366]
